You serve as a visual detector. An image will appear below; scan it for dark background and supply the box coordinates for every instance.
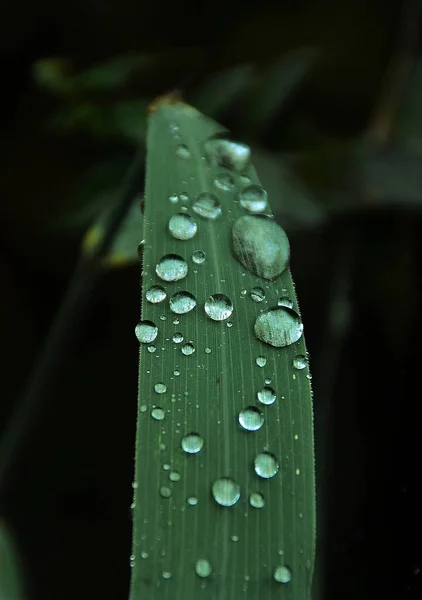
[0,0,421,598]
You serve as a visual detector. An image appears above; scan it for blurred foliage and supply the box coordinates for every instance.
[0,520,26,600]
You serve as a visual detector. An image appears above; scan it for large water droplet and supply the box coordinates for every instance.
[192,193,222,220]
[151,407,165,421]
[254,307,303,347]
[204,294,233,321]
[169,291,197,314]
[254,452,279,478]
[181,433,203,454]
[249,492,265,509]
[175,143,191,159]
[238,406,264,431]
[168,213,198,240]
[146,285,166,304]
[195,558,212,578]
[154,382,167,394]
[251,287,265,302]
[192,250,206,264]
[204,134,251,172]
[293,354,308,370]
[156,254,188,282]
[257,386,276,405]
[214,173,234,191]
[239,184,268,213]
[273,565,292,583]
[135,320,158,343]
[232,215,290,280]
[212,477,240,506]
[181,342,195,355]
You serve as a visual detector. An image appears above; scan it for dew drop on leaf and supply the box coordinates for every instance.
[160,486,172,498]
[172,332,184,343]
[257,386,276,405]
[192,193,222,220]
[192,250,206,264]
[181,433,203,454]
[273,565,292,583]
[250,287,265,302]
[204,294,233,321]
[151,407,165,421]
[169,291,197,314]
[254,306,303,347]
[135,320,158,343]
[254,452,279,478]
[278,296,293,309]
[154,382,167,394]
[214,172,234,191]
[168,213,198,240]
[146,285,166,304]
[169,471,181,482]
[293,354,308,369]
[204,134,251,172]
[187,496,198,506]
[238,406,264,431]
[181,342,195,355]
[195,558,212,578]
[175,143,191,159]
[249,492,265,508]
[156,254,188,282]
[212,477,241,506]
[256,356,266,367]
[239,184,268,213]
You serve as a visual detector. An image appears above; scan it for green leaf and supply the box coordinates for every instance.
[0,519,26,600]
[130,101,316,599]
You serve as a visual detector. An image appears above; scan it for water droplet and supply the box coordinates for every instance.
[135,320,158,343]
[239,184,268,213]
[151,407,165,421]
[181,342,195,355]
[175,143,190,159]
[249,492,265,509]
[257,386,276,406]
[195,558,212,578]
[192,250,206,264]
[231,535,239,542]
[254,452,279,478]
[240,173,251,185]
[265,378,272,385]
[181,433,203,454]
[173,318,180,325]
[240,289,247,296]
[278,296,293,309]
[293,354,308,370]
[146,285,167,304]
[169,193,179,203]
[232,215,290,280]
[169,291,197,314]
[172,332,183,343]
[204,134,251,172]
[147,345,156,353]
[212,477,240,506]
[140,404,147,413]
[204,294,233,321]
[204,347,211,354]
[254,306,303,347]
[187,496,198,506]
[169,471,181,482]
[173,369,180,376]
[154,382,167,394]
[156,254,188,282]
[256,356,266,367]
[192,193,221,220]
[168,213,198,240]
[160,314,166,321]
[214,172,234,191]
[250,287,265,302]
[226,321,233,328]
[238,406,264,431]
[162,571,172,580]
[273,565,292,584]
[140,551,149,559]
[160,486,172,498]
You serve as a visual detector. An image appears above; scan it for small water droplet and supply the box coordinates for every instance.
[265,378,272,385]
[173,318,180,325]
[249,492,265,508]
[251,287,266,302]
[187,496,198,506]
[140,404,147,413]
[169,471,181,482]
[204,294,233,321]
[239,184,268,213]
[160,314,166,321]
[214,172,234,191]
[256,356,266,367]
[195,558,212,578]
[173,369,180,376]
[238,406,264,431]
[168,213,198,240]
[231,535,239,542]
[135,320,158,343]
[169,193,179,203]
[278,296,293,309]
[181,433,203,454]
[154,382,167,394]
[172,332,183,343]
[192,193,222,220]
[212,477,240,506]
[160,486,172,498]
[240,289,247,297]
[146,285,167,304]
[192,250,206,264]
[162,571,172,580]
[169,291,197,314]
[181,342,195,355]
[293,354,308,370]
[175,143,190,159]
[140,551,149,559]
[273,565,292,583]
[232,215,290,280]
[257,386,276,405]
[204,134,251,172]
[147,345,156,353]
[204,347,211,354]
[226,321,233,328]
[151,407,165,421]
[254,452,279,478]
[156,254,188,282]
[254,306,303,347]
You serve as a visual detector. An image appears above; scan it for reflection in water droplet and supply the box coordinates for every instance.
[204,134,251,172]
[146,285,167,304]
[214,173,234,191]
[212,478,240,506]
[254,452,279,478]
[239,406,264,431]
[192,250,206,264]
[135,320,158,343]
[188,496,198,506]
[293,354,308,369]
[254,306,303,347]
[192,193,222,220]
[169,291,197,314]
[154,382,167,394]
[257,386,276,405]
[175,144,191,159]
[204,294,233,321]
[156,254,188,282]
[278,296,293,309]
[151,408,165,421]
[181,433,203,453]
[251,287,265,302]
[239,184,268,213]
[160,486,172,498]
[168,213,198,240]
[232,215,290,280]
[249,492,265,508]
[172,332,183,343]
[195,558,212,578]
[256,356,266,367]
[181,342,195,355]
[274,565,292,583]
